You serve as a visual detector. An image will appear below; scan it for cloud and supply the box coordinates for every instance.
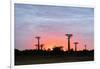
[15,4,94,50]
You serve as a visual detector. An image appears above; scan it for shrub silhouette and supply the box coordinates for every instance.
[15,48,94,57]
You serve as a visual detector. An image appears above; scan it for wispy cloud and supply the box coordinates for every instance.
[15,4,94,50]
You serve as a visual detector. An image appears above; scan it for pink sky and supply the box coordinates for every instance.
[15,4,94,51]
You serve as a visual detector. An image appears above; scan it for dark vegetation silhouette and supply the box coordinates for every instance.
[15,48,94,57]
[15,47,94,65]
[15,34,94,65]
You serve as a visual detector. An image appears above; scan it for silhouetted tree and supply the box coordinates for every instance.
[74,42,79,52]
[52,46,63,51]
[47,48,51,52]
[35,36,40,50]
[40,44,44,50]
[65,34,73,52]
[52,46,64,56]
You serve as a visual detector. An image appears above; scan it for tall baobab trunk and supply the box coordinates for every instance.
[65,34,73,52]
[74,42,79,52]
[35,36,40,50]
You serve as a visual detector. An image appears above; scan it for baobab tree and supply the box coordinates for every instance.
[40,44,44,50]
[35,36,40,50]
[65,34,73,52]
[74,42,79,52]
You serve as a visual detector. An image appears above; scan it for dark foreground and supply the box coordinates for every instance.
[15,49,94,65]
[15,56,93,65]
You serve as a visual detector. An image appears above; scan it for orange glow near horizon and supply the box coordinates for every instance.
[31,33,94,51]
[15,4,94,51]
